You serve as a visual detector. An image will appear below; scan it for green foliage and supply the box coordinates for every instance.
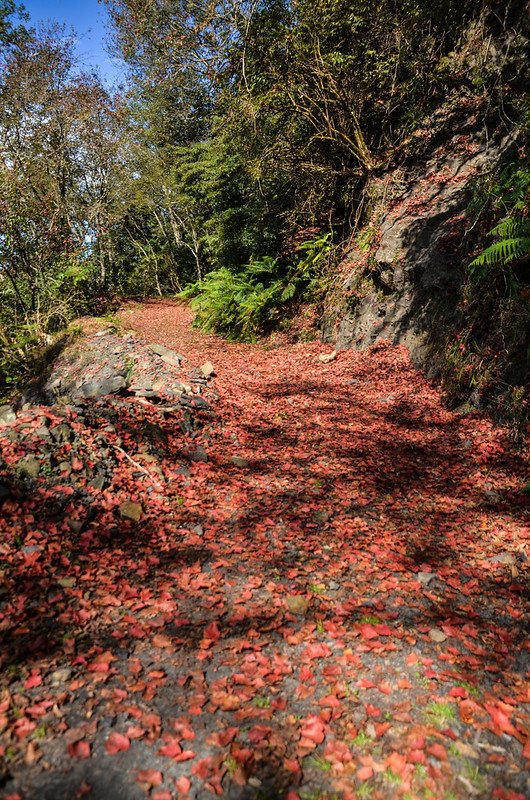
[0,24,123,394]
[468,155,530,282]
[183,233,332,341]
[425,701,457,725]
[469,216,530,275]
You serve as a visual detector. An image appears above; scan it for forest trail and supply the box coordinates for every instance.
[1,301,529,800]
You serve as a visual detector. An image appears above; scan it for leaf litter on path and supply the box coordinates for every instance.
[0,300,528,800]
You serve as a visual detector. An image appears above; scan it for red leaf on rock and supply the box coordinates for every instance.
[104,732,130,755]
[136,769,163,789]
[68,741,90,759]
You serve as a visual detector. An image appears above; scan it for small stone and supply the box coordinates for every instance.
[188,446,208,463]
[49,668,72,687]
[80,375,126,398]
[365,723,377,739]
[318,351,337,363]
[200,361,216,377]
[0,405,16,425]
[484,489,502,502]
[67,519,84,534]
[417,571,436,586]
[89,475,107,491]
[18,455,41,479]
[285,595,309,616]
[148,343,183,366]
[231,456,249,468]
[428,628,447,642]
[57,577,76,588]
[328,580,340,591]
[119,500,143,522]
[35,427,51,440]
[22,545,41,555]
[487,552,516,565]
[50,423,73,443]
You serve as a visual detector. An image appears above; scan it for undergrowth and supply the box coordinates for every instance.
[180,233,333,341]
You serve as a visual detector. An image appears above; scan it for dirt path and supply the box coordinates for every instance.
[1,301,529,800]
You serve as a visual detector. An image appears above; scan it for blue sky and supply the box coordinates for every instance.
[22,0,126,86]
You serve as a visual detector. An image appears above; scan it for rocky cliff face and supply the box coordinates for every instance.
[323,106,519,373]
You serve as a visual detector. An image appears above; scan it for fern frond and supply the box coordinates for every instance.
[280,283,296,302]
[470,236,530,269]
[489,217,530,241]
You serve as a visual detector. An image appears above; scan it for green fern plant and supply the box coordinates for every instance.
[469,216,530,275]
[180,232,332,341]
[468,155,529,288]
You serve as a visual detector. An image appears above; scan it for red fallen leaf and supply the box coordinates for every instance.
[365,704,381,717]
[303,643,332,659]
[449,687,467,698]
[357,766,373,781]
[158,741,182,758]
[492,790,526,800]
[231,746,253,765]
[68,741,90,759]
[325,740,353,764]
[175,776,191,794]
[203,621,221,640]
[427,743,447,761]
[152,793,172,800]
[488,754,507,764]
[215,727,238,747]
[300,715,326,745]
[248,725,271,743]
[386,751,407,776]
[136,769,163,790]
[148,670,166,679]
[359,624,379,640]
[284,758,301,773]
[174,750,196,762]
[126,725,146,739]
[409,735,425,749]
[24,672,42,689]
[192,758,213,779]
[318,694,341,708]
[357,679,376,689]
[14,718,36,739]
[484,703,517,736]
[105,731,130,755]
[210,690,241,711]
[408,749,426,764]
[152,634,172,649]
[374,722,392,737]
[299,666,314,681]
